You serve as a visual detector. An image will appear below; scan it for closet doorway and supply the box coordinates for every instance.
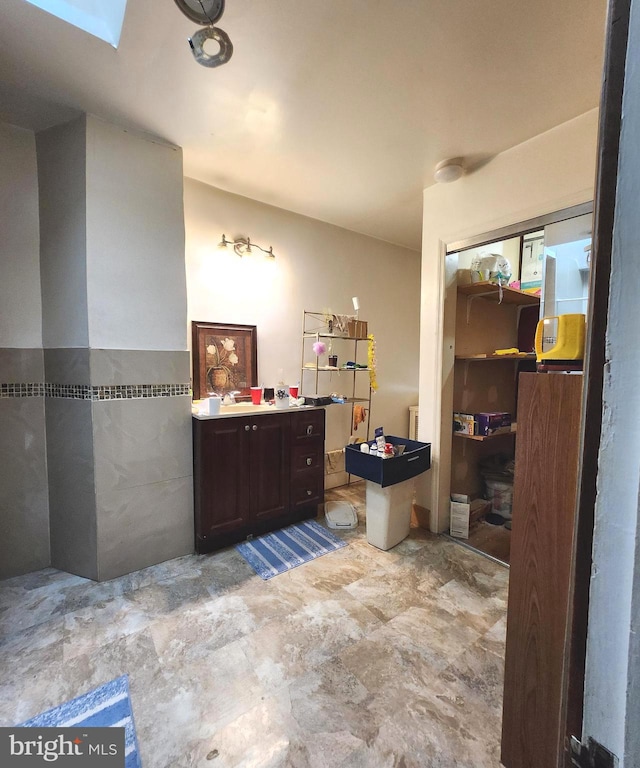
[444,207,592,565]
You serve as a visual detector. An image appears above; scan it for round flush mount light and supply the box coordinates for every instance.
[434,158,465,184]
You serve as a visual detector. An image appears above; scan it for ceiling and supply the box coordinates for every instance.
[0,0,607,250]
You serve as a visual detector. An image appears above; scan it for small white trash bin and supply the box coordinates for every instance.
[365,478,414,550]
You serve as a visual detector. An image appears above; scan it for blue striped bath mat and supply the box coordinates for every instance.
[236,520,347,579]
[19,675,141,768]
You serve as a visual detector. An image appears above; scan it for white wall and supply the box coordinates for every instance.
[184,179,421,459]
[583,1,640,761]
[37,115,89,349]
[0,122,41,348]
[418,108,598,530]
[86,116,187,351]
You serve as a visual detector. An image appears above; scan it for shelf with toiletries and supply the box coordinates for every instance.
[300,310,374,443]
[450,275,539,546]
[453,425,518,441]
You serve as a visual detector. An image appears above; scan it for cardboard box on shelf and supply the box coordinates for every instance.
[453,412,475,436]
[450,497,491,539]
[475,412,512,436]
[347,319,368,338]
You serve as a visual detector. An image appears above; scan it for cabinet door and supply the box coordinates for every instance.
[501,373,583,768]
[193,417,251,551]
[249,414,290,523]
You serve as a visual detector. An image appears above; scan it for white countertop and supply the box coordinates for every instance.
[192,402,324,420]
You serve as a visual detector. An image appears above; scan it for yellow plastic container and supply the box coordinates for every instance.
[535,314,586,362]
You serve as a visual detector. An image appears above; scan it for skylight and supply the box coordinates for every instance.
[23,0,128,48]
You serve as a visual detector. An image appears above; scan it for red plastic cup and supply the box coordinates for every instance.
[250,387,262,405]
[289,385,299,399]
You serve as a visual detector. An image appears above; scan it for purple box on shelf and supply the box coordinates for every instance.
[475,412,512,436]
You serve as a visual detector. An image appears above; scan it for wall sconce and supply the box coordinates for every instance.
[218,234,275,258]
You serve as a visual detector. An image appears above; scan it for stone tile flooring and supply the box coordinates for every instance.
[0,483,509,767]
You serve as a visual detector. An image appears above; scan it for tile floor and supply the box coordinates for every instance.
[0,483,509,767]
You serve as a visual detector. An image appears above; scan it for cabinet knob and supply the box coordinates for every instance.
[252,424,258,431]
[306,457,313,466]
[306,425,313,435]
[244,425,250,431]
[307,490,312,496]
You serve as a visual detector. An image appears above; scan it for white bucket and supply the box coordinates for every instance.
[365,479,413,550]
[485,478,513,519]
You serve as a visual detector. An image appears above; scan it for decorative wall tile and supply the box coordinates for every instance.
[0,383,45,397]
[0,383,190,400]
[46,383,191,400]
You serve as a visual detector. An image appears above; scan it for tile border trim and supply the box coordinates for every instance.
[1,383,191,400]
[0,383,46,398]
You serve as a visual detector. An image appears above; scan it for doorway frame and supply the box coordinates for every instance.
[430,201,593,535]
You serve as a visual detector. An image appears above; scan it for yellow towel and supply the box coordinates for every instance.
[353,405,367,432]
[494,347,528,356]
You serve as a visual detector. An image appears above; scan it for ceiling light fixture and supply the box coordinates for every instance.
[174,0,233,69]
[433,158,465,184]
[218,234,275,259]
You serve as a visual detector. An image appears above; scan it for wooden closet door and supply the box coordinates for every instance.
[501,372,583,768]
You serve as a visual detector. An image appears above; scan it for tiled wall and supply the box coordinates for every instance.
[0,349,50,580]
[1,348,195,582]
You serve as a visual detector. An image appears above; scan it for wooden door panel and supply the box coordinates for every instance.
[501,373,583,768]
[250,414,290,522]
[194,418,250,547]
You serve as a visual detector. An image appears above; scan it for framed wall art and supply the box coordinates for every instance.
[191,321,258,400]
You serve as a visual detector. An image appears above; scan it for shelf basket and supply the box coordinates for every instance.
[347,319,368,338]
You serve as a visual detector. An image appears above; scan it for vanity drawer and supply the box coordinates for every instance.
[291,443,324,475]
[290,409,325,442]
[290,478,324,510]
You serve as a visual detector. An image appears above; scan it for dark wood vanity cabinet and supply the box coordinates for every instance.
[193,408,325,553]
[289,409,325,513]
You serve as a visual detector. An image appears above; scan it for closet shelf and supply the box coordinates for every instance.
[455,353,536,361]
[457,282,540,306]
[454,426,517,441]
[302,333,369,341]
[303,364,371,371]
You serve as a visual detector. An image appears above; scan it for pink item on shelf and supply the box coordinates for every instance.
[312,341,326,356]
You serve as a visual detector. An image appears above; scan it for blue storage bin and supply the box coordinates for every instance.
[345,436,431,487]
